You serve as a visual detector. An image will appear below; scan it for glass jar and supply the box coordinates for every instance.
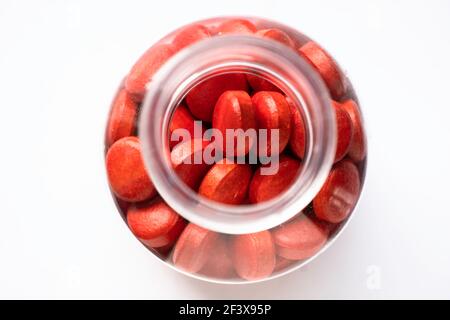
[104,17,367,283]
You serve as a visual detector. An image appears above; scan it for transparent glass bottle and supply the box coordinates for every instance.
[104,17,367,283]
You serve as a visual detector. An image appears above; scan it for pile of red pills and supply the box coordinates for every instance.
[105,17,366,282]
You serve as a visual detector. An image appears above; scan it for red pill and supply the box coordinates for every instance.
[106,137,156,202]
[199,160,253,205]
[256,28,296,49]
[313,160,360,223]
[173,223,220,273]
[186,73,249,122]
[125,44,175,100]
[106,89,137,147]
[171,139,211,190]
[272,215,329,260]
[231,231,276,281]
[333,100,354,162]
[172,24,211,51]
[299,41,346,100]
[169,104,204,149]
[200,236,235,278]
[274,256,295,272]
[287,97,306,159]
[212,90,256,157]
[340,100,366,162]
[127,199,186,248]
[249,155,301,203]
[217,19,256,35]
[252,91,291,156]
[246,74,282,93]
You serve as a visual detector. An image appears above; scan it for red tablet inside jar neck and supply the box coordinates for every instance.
[168,73,304,206]
[139,36,336,234]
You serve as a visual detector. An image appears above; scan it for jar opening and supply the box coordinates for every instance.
[139,36,336,234]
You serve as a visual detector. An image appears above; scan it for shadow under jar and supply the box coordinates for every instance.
[104,17,367,283]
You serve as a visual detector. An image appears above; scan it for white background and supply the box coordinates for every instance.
[1,0,449,299]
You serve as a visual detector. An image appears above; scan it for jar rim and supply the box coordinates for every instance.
[139,35,336,234]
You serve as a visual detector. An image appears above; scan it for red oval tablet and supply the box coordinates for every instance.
[246,74,282,93]
[217,19,256,35]
[231,231,276,280]
[212,90,256,157]
[171,139,211,190]
[287,97,306,159]
[200,236,235,278]
[125,44,175,100]
[199,160,253,205]
[106,137,156,202]
[127,198,186,248]
[169,104,205,149]
[256,28,296,49]
[332,100,354,162]
[299,41,346,100]
[340,100,366,162]
[172,24,211,51]
[313,160,360,223]
[186,73,249,122]
[272,215,329,260]
[252,91,291,156]
[249,155,301,203]
[106,89,137,147]
[172,223,220,273]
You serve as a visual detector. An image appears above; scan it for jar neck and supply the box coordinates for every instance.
[139,36,336,234]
